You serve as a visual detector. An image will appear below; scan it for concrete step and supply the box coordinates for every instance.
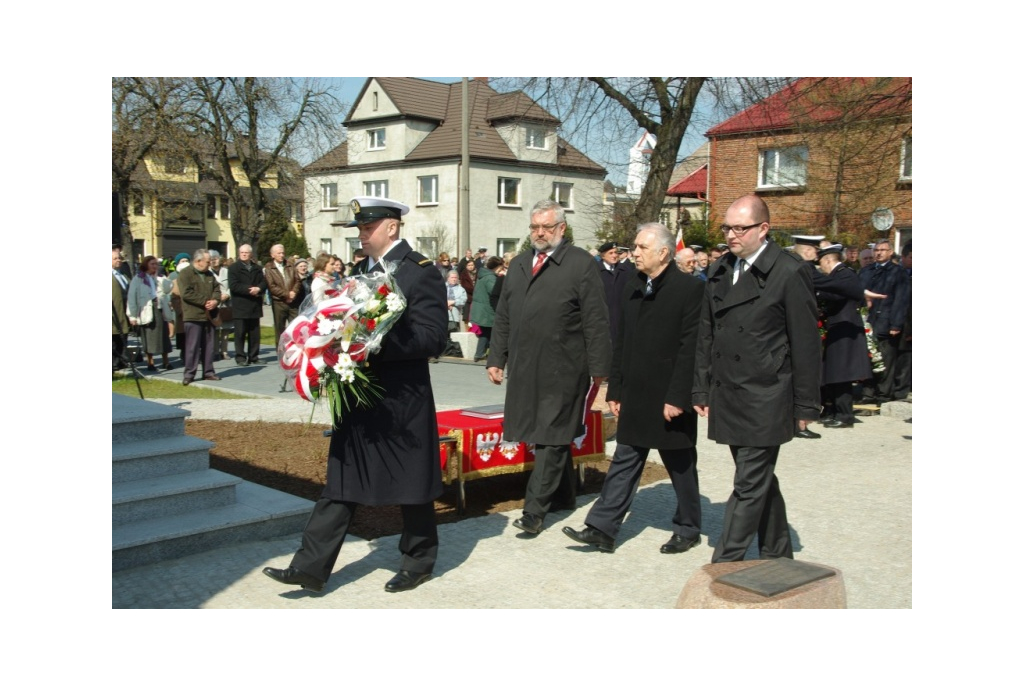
[113,394,189,443]
[112,470,242,526]
[112,481,313,572]
[112,435,213,484]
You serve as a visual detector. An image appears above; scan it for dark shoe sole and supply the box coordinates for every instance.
[384,573,432,593]
[512,517,543,535]
[561,527,614,553]
[261,567,325,592]
[660,537,701,554]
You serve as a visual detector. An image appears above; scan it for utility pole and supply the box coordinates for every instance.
[459,77,470,257]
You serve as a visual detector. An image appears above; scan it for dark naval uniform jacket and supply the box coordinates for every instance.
[814,264,872,385]
[609,265,704,450]
[692,240,821,446]
[322,240,448,505]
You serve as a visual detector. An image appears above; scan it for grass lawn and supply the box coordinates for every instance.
[112,376,246,400]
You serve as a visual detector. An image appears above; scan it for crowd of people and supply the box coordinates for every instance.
[113,192,911,596]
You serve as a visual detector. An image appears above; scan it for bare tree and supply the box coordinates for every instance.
[111,77,188,267]
[182,78,344,247]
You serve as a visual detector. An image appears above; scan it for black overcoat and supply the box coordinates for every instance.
[227,260,267,319]
[489,240,612,445]
[608,266,704,449]
[598,260,634,342]
[692,241,821,446]
[321,240,448,505]
[814,263,872,384]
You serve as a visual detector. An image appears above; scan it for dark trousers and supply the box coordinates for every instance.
[824,381,854,424]
[291,498,438,582]
[112,334,125,370]
[183,320,216,381]
[523,444,576,518]
[234,317,261,363]
[893,344,911,399]
[876,334,901,399]
[712,445,792,563]
[473,325,492,361]
[585,444,700,541]
[272,301,297,343]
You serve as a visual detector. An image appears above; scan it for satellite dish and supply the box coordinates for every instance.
[871,208,894,232]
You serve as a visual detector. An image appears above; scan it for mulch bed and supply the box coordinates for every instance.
[186,419,668,540]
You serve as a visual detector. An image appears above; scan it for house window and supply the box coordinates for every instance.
[320,239,332,254]
[758,145,808,188]
[207,195,217,219]
[497,238,518,257]
[526,126,547,150]
[364,180,389,198]
[553,182,573,209]
[418,176,438,205]
[498,177,520,206]
[372,91,379,112]
[368,128,386,150]
[322,183,338,209]
[900,136,912,181]
[132,193,145,216]
[417,237,439,257]
[289,201,303,222]
[346,238,361,259]
[220,197,230,219]
[164,156,186,174]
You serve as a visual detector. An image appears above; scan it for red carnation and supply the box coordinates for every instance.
[377,285,389,295]
[366,319,377,332]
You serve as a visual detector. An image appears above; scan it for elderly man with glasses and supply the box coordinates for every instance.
[487,199,612,537]
[692,195,820,563]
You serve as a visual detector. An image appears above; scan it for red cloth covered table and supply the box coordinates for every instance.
[436,408,606,513]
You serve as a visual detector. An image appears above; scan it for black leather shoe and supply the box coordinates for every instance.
[384,570,432,593]
[562,526,615,553]
[236,359,249,366]
[262,566,325,592]
[512,513,543,535]
[822,419,853,428]
[203,374,221,381]
[660,534,701,554]
[182,378,192,386]
[794,428,821,439]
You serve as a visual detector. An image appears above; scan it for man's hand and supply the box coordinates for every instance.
[693,404,709,418]
[487,367,504,385]
[248,286,260,296]
[220,292,230,302]
[288,290,296,301]
[204,299,218,311]
[607,400,620,417]
[663,403,684,422]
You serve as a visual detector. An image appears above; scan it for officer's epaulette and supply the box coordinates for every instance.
[406,250,432,267]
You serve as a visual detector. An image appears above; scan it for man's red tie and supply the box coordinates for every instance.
[532,252,547,276]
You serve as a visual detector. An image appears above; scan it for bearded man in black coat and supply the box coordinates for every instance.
[563,223,705,554]
[264,197,447,594]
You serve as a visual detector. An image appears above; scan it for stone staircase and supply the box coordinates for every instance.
[112,394,313,572]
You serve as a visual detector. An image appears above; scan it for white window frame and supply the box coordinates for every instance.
[758,145,808,189]
[498,177,521,207]
[220,197,230,220]
[320,238,332,254]
[417,237,439,257]
[526,125,547,150]
[346,238,361,260]
[368,128,386,150]
[900,135,912,181]
[418,175,439,205]
[364,180,389,198]
[497,238,518,257]
[321,183,338,209]
[553,182,573,210]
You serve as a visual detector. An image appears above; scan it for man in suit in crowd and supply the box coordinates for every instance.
[176,249,222,385]
[488,199,612,536]
[675,247,697,275]
[112,246,131,370]
[814,244,873,428]
[264,243,299,346]
[563,223,705,554]
[227,244,267,366]
[596,240,634,342]
[264,196,448,594]
[692,195,820,562]
[859,239,910,403]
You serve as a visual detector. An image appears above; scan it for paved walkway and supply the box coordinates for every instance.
[114,336,912,608]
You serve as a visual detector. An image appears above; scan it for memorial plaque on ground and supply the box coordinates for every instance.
[714,558,836,597]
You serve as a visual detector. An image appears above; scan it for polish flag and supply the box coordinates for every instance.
[675,227,685,253]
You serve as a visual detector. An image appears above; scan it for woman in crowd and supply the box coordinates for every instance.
[469,256,502,363]
[127,255,173,371]
[294,257,313,309]
[310,253,340,305]
[459,258,477,325]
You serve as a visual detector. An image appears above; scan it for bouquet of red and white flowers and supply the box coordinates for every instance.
[278,266,406,427]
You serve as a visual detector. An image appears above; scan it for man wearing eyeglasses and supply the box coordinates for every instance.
[488,199,612,536]
[692,195,820,563]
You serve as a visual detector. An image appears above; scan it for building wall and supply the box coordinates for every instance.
[708,124,911,247]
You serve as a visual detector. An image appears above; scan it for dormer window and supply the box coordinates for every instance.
[368,128,386,150]
[526,126,547,150]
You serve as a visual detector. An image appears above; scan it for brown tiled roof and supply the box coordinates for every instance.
[303,141,348,173]
[312,78,603,175]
